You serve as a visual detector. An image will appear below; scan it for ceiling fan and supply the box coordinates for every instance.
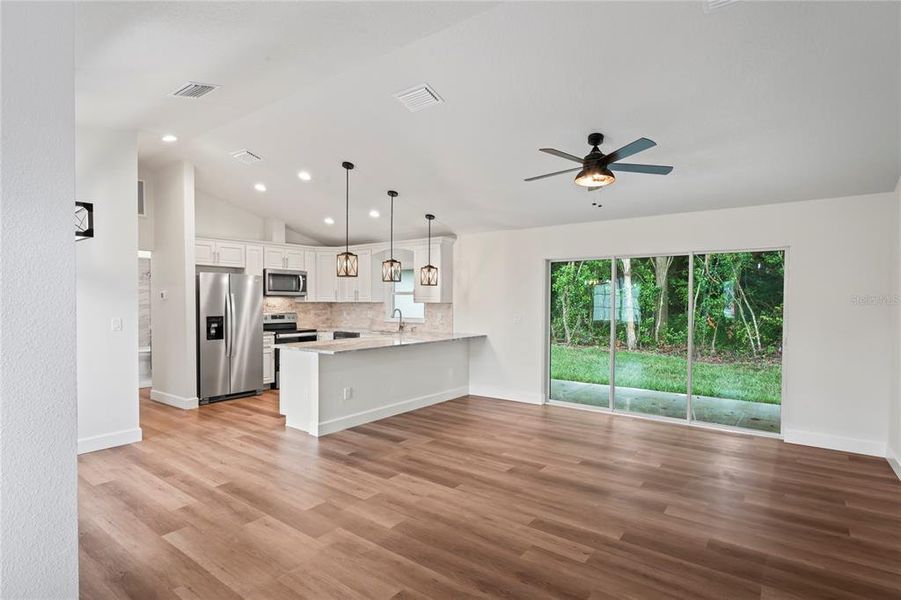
[525,132,673,190]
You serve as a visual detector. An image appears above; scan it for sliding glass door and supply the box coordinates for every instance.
[613,256,690,420]
[548,259,613,408]
[691,251,784,433]
[548,249,784,434]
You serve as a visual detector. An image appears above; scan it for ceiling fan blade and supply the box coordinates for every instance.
[539,148,584,164]
[524,167,581,182]
[604,138,656,164]
[608,163,673,175]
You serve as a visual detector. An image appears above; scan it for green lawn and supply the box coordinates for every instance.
[550,344,782,404]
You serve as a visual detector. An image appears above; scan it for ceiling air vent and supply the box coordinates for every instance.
[704,0,739,13]
[170,81,220,99]
[230,149,262,165]
[394,84,443,112]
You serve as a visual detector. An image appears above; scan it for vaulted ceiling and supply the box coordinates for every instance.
[76,1,900,245]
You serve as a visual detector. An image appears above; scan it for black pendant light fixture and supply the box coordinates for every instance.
[336,161,358,278]
[420,214,438,286]
[381,190,401,282]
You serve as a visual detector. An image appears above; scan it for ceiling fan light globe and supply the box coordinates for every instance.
[574,165,615,188]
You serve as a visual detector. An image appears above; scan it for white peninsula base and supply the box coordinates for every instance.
[278,334,483,437]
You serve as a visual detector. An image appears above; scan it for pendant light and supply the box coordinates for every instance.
[381,190,401,282]
[420,214,438,286]
[336,161,358,278]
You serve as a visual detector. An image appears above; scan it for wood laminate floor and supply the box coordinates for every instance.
[79,389,901,599]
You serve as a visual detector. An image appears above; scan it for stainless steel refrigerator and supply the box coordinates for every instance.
[196,273,263,404]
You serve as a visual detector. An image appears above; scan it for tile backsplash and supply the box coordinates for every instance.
[262,297,453,334]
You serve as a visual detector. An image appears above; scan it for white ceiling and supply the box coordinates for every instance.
[76,1,900,246]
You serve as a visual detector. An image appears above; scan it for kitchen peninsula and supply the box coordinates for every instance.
[278,332,485,436]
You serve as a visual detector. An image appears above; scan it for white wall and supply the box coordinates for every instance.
[195,189,265,241]
[195,188,320,245]
[455,193,899,457]
[891,178,901,471]
[150,162,198,409]
[285,227,320,245]
[76,127,142,454]
[0,3,79,597]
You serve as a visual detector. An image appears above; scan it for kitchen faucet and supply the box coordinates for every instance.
[392,308,404,332]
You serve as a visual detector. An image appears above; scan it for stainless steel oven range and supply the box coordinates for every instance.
[263,313,317,389]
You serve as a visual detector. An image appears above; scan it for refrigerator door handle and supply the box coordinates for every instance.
[224,294,232,358]
[228,292,237,358]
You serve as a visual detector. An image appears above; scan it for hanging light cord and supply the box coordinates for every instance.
[390,194,394,259]
[427,218,431,264]
[345,166,350,253]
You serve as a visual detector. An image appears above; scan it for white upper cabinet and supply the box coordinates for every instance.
[195,236,453,303]
[245,244,264,276]
[264,246,285,269]
[355,249,372,302]
[315,250,338,302]
[285,248,305,270]
[216,241,245,267]
[195,238,246,268]
[303,250,317,300]
[195,239,217,266]
[264,245,307,270]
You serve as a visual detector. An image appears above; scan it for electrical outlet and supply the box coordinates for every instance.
[343,387,353,401]
[110,317,123,332]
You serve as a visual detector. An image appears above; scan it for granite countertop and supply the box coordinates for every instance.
[277,332,486,355]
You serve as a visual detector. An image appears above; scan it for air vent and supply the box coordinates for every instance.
[230,149,262,165]
[704,0,739,13]
[170,81,220,99]
[394,84,443,112]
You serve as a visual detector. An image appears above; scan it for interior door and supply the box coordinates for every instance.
[197,273,230,399]
[228,274,263,394]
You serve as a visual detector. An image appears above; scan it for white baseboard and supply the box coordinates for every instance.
[150,389,198,410]
[887,446,901,482]
[783,429,885,457]
[314,385,469,437]
[468,385,543,405]
[78,427,142,455]
[139,378,152,388]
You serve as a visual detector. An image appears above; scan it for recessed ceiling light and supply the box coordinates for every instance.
[161,134,177,143]
[254,183,266,192]
[369,209,380,218]
[297,171,312,181]
[323,217,335,225]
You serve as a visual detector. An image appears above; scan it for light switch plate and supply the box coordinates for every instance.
[110,317,123,332]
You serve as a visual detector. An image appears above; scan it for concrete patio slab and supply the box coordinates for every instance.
[549,379,780,433]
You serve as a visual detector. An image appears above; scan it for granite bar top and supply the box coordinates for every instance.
[277,332,486,355]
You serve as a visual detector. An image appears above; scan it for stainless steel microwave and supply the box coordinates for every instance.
[263,269,307,297]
